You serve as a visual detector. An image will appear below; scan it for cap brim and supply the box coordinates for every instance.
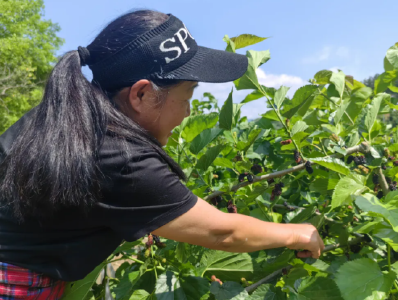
[153,46,248,83]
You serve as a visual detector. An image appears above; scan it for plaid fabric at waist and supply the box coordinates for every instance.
[0,262,66,300]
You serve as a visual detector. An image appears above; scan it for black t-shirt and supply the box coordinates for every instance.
[0,107,197,281]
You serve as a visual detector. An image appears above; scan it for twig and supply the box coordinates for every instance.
[204,142,370,201]
[245,236,372,293]
[377,167,389,196]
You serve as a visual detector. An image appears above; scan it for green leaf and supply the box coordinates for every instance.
[291,121,308,137]
[190,128,223,154]
[230,34,268,50]
[289,206,317,224]
[314,70,332,84]
[129,290,151,300]
[282,85,318,119]
[375,71,398,94]
[355,193,398,232]
[219,89,234,130]
[311,157,350,175]
[223,35,236,53]
[331,177,365,209]
[155,271,210,300]
[234,50,270,90]
[62,263,106,300]
[199,251,253,281]
[249,284,286,300]
[373,222,398,252]
[181,113,219,142]
[334,258,396,300]
[363,93,384,134]
[241,89,265,104]
[237,128,262,152]
[196,144,225,171]
[290,276,343,300]
[213,157,235,169]
[274,86,290,110]
[114,270,140,300]
[330,70,346,99]
[210,281,248,300]
[386,43,398,70]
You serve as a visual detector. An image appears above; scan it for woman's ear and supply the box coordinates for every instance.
[128,79,152,114]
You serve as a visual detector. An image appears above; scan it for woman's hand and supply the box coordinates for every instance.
[285,223,325,259]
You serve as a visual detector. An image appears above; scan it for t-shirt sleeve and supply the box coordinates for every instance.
[97,146,198,242]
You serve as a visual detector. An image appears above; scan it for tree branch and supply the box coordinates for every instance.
[204,142,370,201]
[377,167,390,196]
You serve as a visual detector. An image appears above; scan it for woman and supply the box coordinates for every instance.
[0,9,324,299]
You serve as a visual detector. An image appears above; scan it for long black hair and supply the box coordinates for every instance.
[0,9,187,220]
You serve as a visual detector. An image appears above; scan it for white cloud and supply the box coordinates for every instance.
[301,46,332,64]
[191,68,307,119]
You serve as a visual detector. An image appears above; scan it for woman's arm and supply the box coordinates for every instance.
[152,197,324,259]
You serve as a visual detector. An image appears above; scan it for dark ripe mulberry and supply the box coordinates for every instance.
[233,155,243,162]
[394,161,398,167]
[382,165,387,170]
[377,191,384,199]
[390,184,397,191]
[360,156,366,165]
[350,244,362,254]
[293,150,301,164]
[247,174,254,183]
[394,181,397,186]
[267,178,275,184]
[389,156,396,161]
[305,161,313,174]
[278,182,285,188]
[251,164,263,175]
[386,177,392,184]
[353,156,359,165]
[227,204,237,213]
[153,234,161,244]
[238,173,247,182]
[211,195,222,206]
[373,174,379,185]
[281,139,292,145]
[347,156,354,164]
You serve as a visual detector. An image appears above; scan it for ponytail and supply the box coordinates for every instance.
[0,9,187,220]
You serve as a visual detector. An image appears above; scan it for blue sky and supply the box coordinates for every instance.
[44,0,398,118]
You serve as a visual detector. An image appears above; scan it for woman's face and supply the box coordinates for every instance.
[115,80,199,146]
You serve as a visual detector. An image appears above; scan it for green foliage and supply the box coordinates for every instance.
[0,0,63,133]
[56,33,398,299]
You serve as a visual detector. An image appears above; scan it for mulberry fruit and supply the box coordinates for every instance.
[350,244,362,254]
[152,234,166,248]
[251,164,263,175]
[233,155,243,162]
[294,150,301,164]
[211,275,223,285]
[382,165,387,170]
[227,200,237,213]
[377,191,384,199]
[372,174,379,185]
[347,156,354,164]
[281,139,292,145]
[144,248,151,258]
[386,177,392,184]
[330,133,340,143]
[271,182,284,201]
[390,184,397,191]
[389,156,396,161]
[394,161,398,167]
[238,173,248,182]
[305,161,313,174]
[146,234,154,248]
[211,195,222,206]
[267,178,275,184]
[247,174,254,183]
